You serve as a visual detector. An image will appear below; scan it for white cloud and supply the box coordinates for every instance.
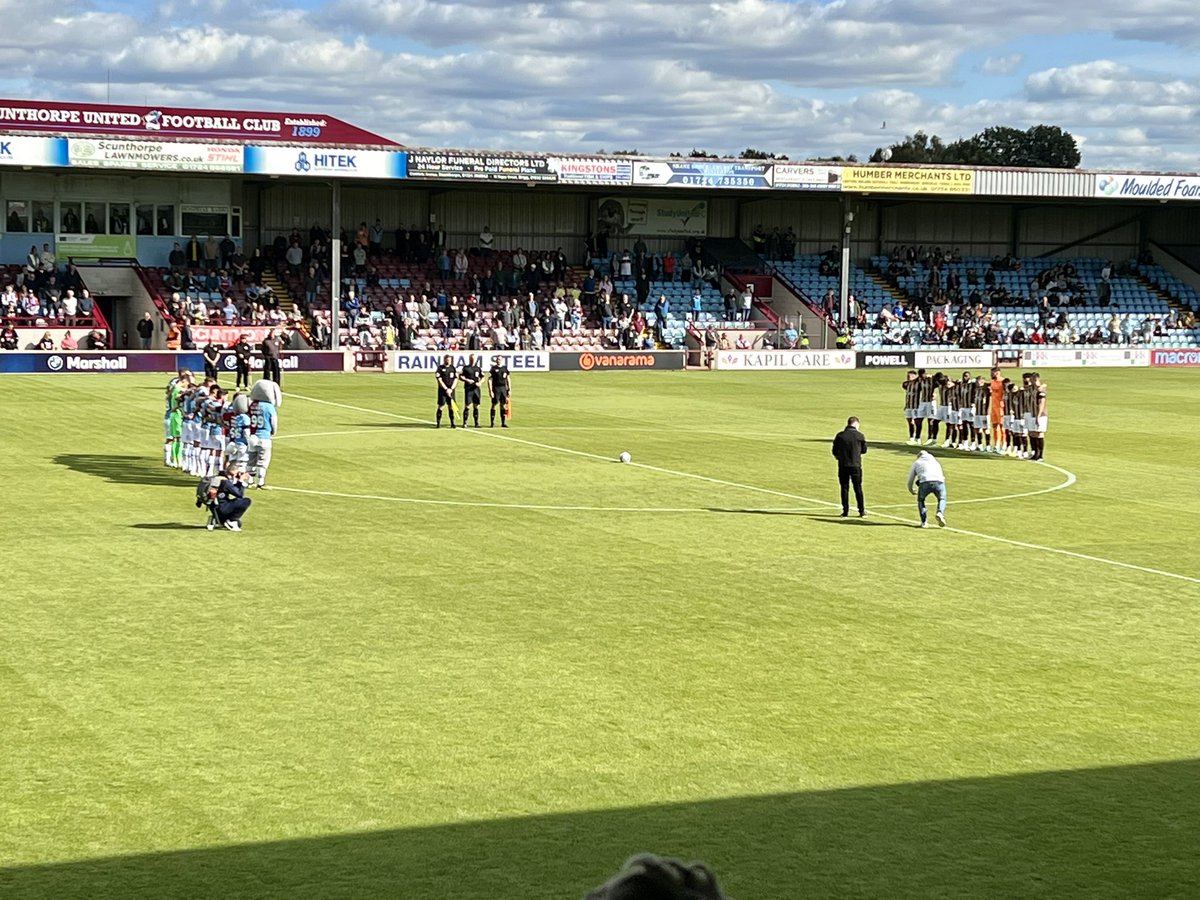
[981,54,1023,76]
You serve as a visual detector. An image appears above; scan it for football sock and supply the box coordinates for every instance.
[908,421,915,438]
[914,420,924,440]
[436,409,442,426]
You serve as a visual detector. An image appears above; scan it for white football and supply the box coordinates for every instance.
[619,451,632,464]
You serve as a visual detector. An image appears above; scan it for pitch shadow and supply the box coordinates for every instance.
[795,437,1000,461]
[807,516,914,527]
[1,759,1197,899]
[128,522,206,530]
[53,454,196,487]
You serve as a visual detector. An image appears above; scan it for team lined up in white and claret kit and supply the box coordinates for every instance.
[902,367,1048,460]
[161,368,280,486]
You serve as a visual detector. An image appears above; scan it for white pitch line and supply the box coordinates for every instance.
[283,392,1200,586]
[276,420,1077,510]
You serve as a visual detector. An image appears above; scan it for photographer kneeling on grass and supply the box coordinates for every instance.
[197,464,253,532]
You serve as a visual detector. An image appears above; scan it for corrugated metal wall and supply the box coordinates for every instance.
[879,201,1013,257]
[432,189,585,252]
[1018,204,1140,258]
[1147,205,1200,251]
[246,179,1200,264]
[258,183,427,242]
[738,195,846,254]
[976,169,1095,198]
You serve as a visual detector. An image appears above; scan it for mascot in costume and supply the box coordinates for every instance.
[247,378,281,489]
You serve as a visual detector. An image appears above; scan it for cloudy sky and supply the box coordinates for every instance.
[6,0,1200,170]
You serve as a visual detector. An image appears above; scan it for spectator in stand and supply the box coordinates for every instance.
[60,289,77,325]
[36,331,54,350]
[286,240,304,276]
[230,249,248,286]
[493,317,511,350]
[39,243,56,274]
[202,235,218,270]
[478,225,495,257]
[740,285,753,322]
[437,248,451,282]
[0,321,17,350]
[60,330,77,350]
[369,219,384,256]
[137,312,155,349]
[219,234,236,270]
[691,288,702,322]
[618,250,632,280]
[453,248,469,280]
[751,224,766,255]
[87,329,107,350]
[222,296,238,325]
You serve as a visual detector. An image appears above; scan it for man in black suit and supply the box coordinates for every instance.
[831,415,868,518]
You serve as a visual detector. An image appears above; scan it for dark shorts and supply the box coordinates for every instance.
[437,389,456,407]
[491,390,509,404]
[464,387,481,405]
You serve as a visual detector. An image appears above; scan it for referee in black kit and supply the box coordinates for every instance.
[260,328,283,385]
[831,415,868,518]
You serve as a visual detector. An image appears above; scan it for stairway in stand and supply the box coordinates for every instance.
[1134,273,1181,311]
[261,271,297,316]
[868,271,908,307]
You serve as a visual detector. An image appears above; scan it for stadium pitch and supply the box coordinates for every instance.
[3,369,1199,899]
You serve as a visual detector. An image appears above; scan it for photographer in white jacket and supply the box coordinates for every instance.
[907,450,947,528]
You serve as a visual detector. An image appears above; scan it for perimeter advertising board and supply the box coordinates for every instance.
[405,152,556,183]
[548,157,632,185]
[0,352,202,373]
[1018,347,1149,367]
[68,139,243,173]
[391,350,550,372]
[216,351,345,372]
[715,349,856,370]
[773,164,842,191]
[631,160,773,189]
[243,146,406,179]
[1150,348,1200,366]
[549,350,685,371]
[857,351,915,368]
[915,350,995,369]
[1095,173,1200,201]
[0,136,68,167]
[842,166,974,194]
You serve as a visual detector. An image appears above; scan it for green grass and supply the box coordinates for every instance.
[2,369,1199,899]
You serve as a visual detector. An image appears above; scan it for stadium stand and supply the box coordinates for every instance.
[0,264,112,349]
[770,253,1200,350]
